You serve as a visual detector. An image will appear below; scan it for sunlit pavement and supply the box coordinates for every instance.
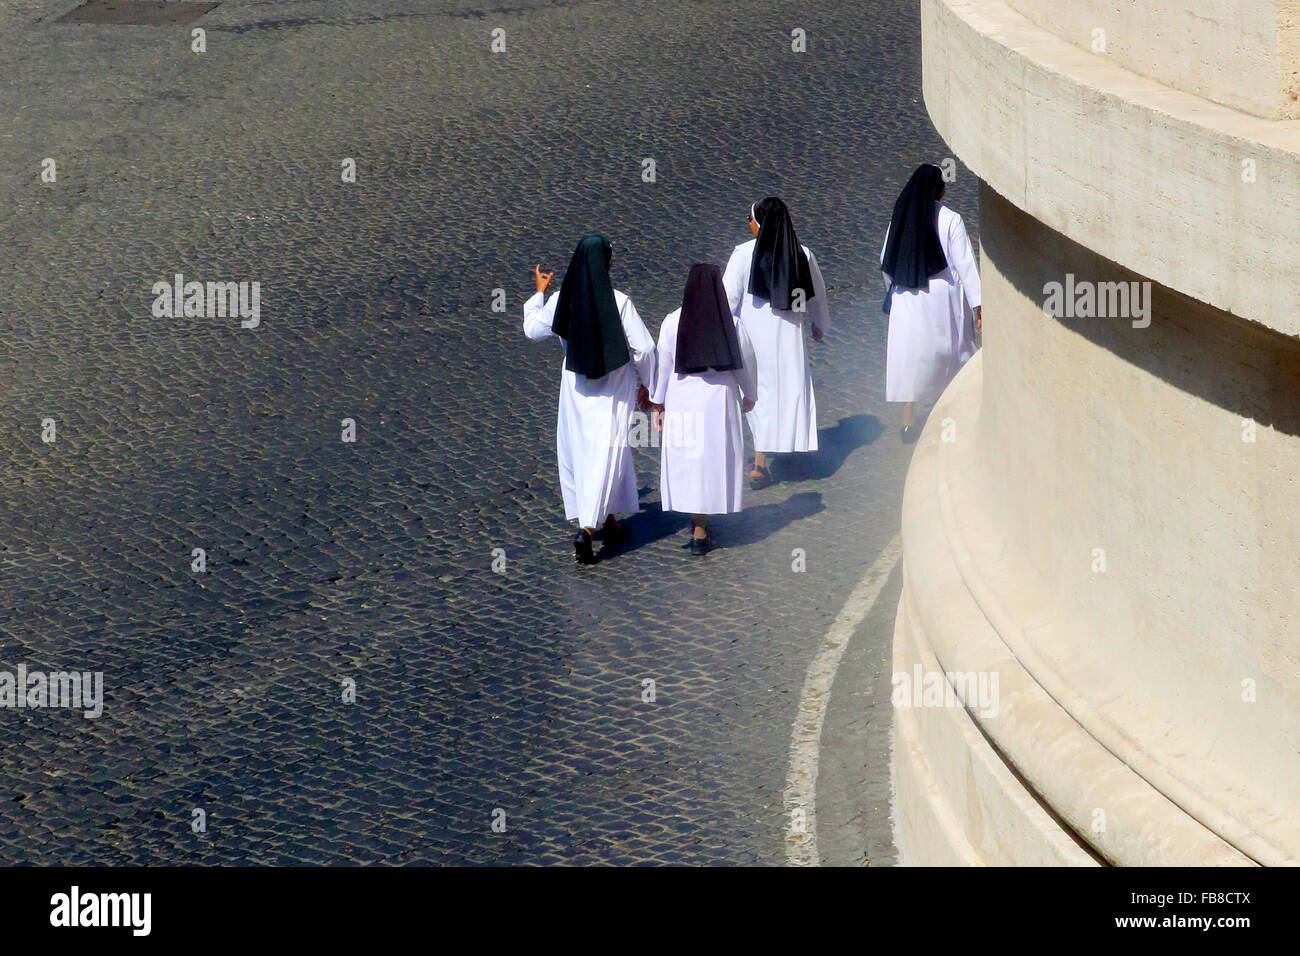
[0,0,970,864]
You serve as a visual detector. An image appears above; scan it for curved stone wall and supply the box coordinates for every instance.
[1002,0,1300,118]
[921,0,1300,334]
[895,0,1300,865]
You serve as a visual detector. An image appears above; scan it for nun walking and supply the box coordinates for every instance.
[524,234,656,564]
[882,164,983,443]
[650,263,758,556]
[722,197,830,489]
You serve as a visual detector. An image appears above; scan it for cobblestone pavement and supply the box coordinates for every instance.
[0,0,975,864]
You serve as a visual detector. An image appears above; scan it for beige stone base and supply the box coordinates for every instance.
[892,568,1097,865]
[887,180,1282,863]
[890,345,1251,865]
[904,0,1300,865]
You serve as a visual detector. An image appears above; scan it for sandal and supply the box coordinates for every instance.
[748,464,772,490]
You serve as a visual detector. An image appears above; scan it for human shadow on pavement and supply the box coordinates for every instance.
[597,491,824,560]
[710,491,825,550]
[595,493,690,562]
[775,414,884,483]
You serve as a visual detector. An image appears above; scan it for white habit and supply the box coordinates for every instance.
[650,308,759,515]
[722,240,829,453]
[524,289,656,529]
[883,204,982,403]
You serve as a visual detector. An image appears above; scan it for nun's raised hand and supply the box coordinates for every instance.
[534,265,554,294]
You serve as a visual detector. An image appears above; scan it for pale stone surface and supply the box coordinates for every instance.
[922,0,1300,334]
[1003,0,1300,119]
[896,0,1300,865]
[892,584,1100,866]
[971,187,1298,864]
[893,322,1254,866]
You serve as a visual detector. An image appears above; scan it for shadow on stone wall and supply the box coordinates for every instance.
[984,183,1300,438]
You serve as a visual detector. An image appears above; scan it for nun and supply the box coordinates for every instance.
[721,197,830,489]
[882,164,983,443]
[524,234,657,564]
[650,263,758,556]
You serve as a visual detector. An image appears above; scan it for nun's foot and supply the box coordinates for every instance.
[900,424,918,445]
[573,529,596,565]
[689,532,711,556]
[748,464,773,490]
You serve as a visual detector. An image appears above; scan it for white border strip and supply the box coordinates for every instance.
[784,533,903,866]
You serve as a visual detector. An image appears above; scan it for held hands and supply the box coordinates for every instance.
[635,385,665,433]
[534,265,554,294]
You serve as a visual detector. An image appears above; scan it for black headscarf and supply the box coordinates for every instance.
[748,197,814,311]
[881,164,948,291]
[675,263,743,375]
[552,234,628,379]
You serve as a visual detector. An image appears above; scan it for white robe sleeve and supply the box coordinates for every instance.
[651,313,676,407]
[734,320,759,404]
[722,245,747,317]
[523,290,558,341]
[806,249,830,334]
[947,213,982,309]
[619,295,657,387]
[880,226,892,287]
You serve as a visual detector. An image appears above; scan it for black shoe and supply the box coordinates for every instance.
[748,464,773,490]
[689,533,711,557]
[573,529,595,565]
[900,425,918,445]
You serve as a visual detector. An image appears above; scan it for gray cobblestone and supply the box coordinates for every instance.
[0,0,975,864]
